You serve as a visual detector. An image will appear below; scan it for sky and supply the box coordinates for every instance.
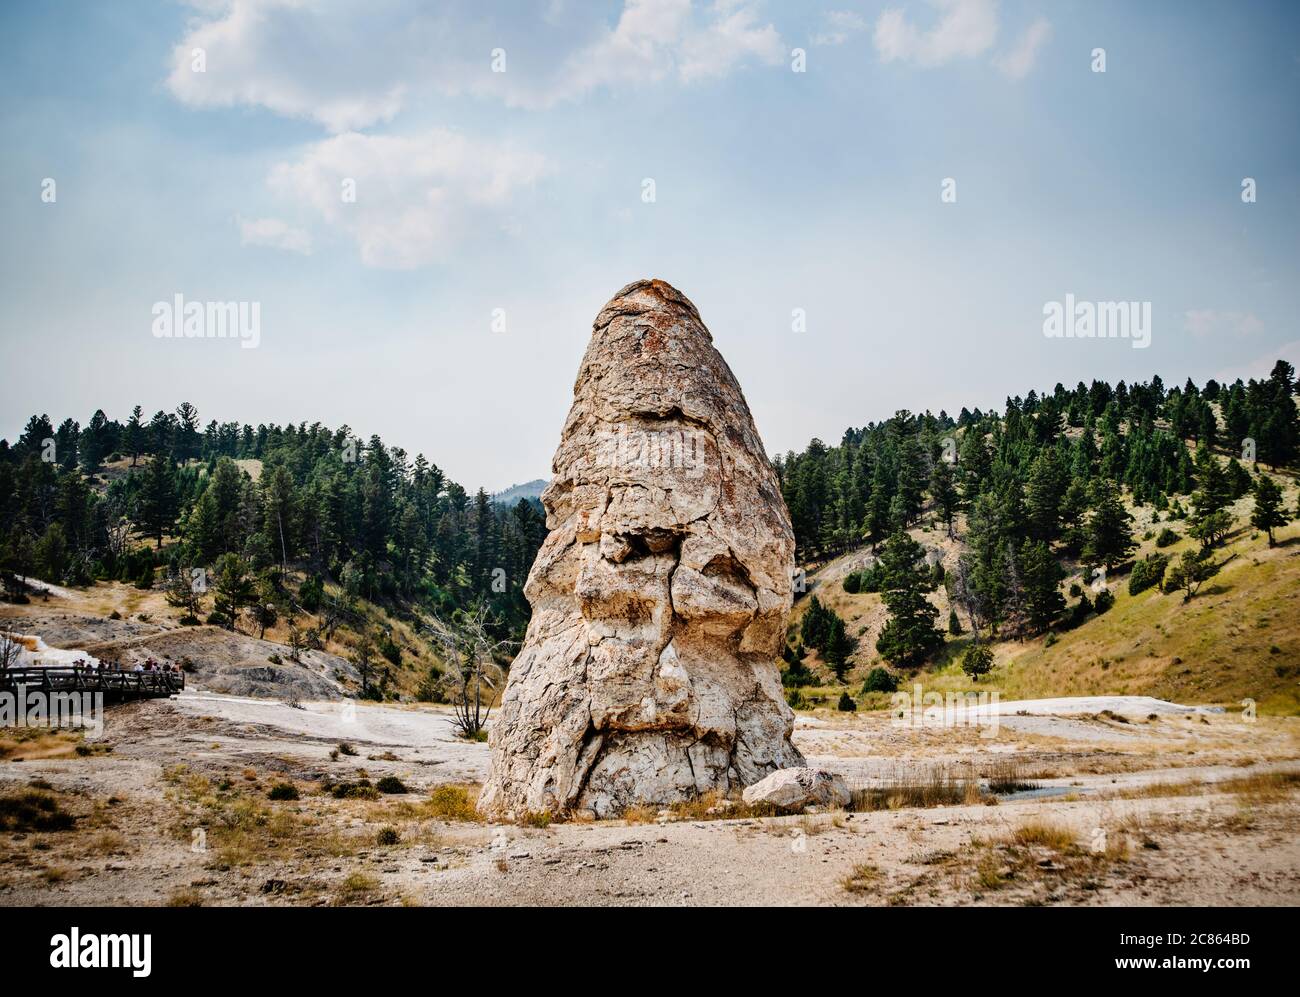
[1,0,1297,492]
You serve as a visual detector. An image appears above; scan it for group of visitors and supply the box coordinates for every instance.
[72,656,183,676]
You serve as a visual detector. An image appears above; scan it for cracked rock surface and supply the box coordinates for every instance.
[479,279,803,818]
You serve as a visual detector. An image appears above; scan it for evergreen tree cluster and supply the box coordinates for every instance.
[0,404,546,637]
[776,360,1298,668]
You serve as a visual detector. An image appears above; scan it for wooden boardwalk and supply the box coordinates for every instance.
[0,666,184,700]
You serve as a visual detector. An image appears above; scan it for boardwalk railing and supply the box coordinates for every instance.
[0,666,184,698]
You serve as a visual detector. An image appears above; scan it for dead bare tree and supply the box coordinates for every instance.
[0,633,22,671]
[424,602,515,740]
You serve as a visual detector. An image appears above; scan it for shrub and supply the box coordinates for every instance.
[781,654,815,688]
[299,574,324,612]
[837,691,857,712]
[948,609,962,635]
[426,784,479,821]
[861,667,898,693]
[329,779,380,800]
[1129,553,1169,596]
[267,782,299,801]
[375,825,400,846]
[961,644,994,681]
[337,742,357,757]
[1068,582,1082,598]
[0,789,75,832]
[857,563,884,593]
[378,634,402,666]
[1065,592,1093,628]
[108,610,121,620]
[267,653,282,665]
[1155,527,1179,548]
[785,688,807,710]
[376,775,408,794]
[1094,589,1115,614]
[842,572,861,594]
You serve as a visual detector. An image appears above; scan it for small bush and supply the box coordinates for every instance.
[961,644,994,681]
[375,825,401,846]
[426,784,479,821]
[376,776,408,795]
[337,742,357,757]
[0,789,75,832]
[329,779,380,800]
[108,610,121,620]
[837,691,857,712]
[861,667,898,693]
[267,653,282,665]
[1094,589,1115,614]
[842,572,861,594]
[1129,553,1169,596]
[267,782,299,801]
[1155,527,1179,548]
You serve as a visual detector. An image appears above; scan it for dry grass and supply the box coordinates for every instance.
[1010,820,1077,851]
[1112,769,1299,802]
[851,764,985,811]
[964,818,1130,901]
[39,865,71,884]
[0,787,76,832]
[841,863,880,893]
[424,783,481,822]
[334,872,381,905]
[0,727,85,761]
[667,790,779,821]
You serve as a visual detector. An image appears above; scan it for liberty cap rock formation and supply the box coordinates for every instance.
[479,279,804,818]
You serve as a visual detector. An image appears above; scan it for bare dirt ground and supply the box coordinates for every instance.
[2,691,1298,906]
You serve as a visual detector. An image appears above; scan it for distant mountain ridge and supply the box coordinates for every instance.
[492,478,547,506]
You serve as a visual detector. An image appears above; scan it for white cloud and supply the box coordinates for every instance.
[167,0,784,127]
[995,16,1050,79]
[811,10,869,47]
[874,0,999,67]
[238,216,312,254]
[1184,309,1264,338]
[515,0,783,104]
[267,130,546,269]
[167,0,407,132]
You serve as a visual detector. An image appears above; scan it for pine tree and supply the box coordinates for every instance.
[122,405,143,467]
[1020,539,1065,633]
[211,552,251,630]
[929,458,959,538]
[1165,549,1219,603]
[1025,450,1066,543]
[823,615,856,681]
[874,530,944,667]
[1250,474,1289,547]
[135,455,178,548]
[1188,457,1233,550]
[1081,480,1135,571]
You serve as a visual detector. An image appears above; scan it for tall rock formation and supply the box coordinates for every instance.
[478,279,802,818]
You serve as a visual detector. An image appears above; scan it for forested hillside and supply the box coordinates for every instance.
[0,405,546,662]
[775,360,1300,704]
